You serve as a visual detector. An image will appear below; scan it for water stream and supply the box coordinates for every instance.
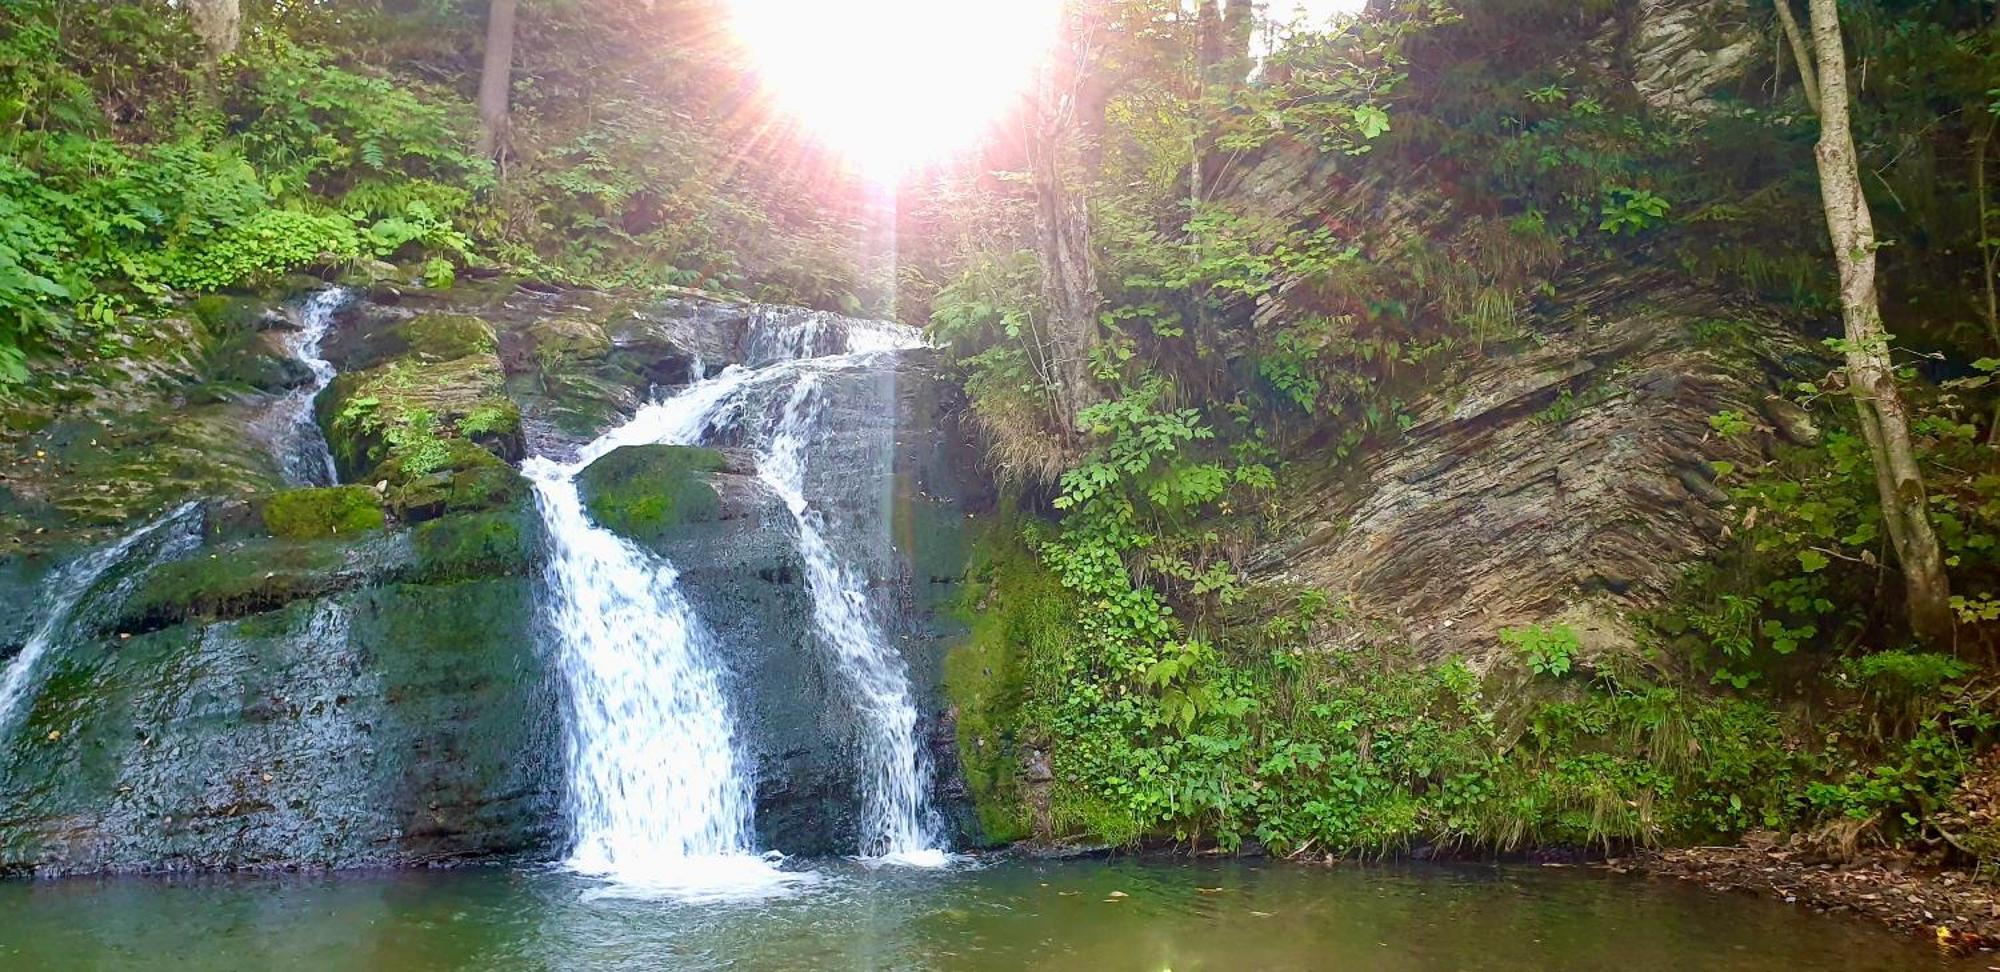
[1,287,346,742]
[260,286,351,486]
[531,307,943,895]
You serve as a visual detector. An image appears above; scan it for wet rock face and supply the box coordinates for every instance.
[1251,274,1817,666]
[595,350,995,855]
[1,278,998,872]
[0,503,561,876]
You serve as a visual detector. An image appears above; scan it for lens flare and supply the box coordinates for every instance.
[726,0,1060,177]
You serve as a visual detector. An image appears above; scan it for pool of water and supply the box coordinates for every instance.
[0,858,1976,970]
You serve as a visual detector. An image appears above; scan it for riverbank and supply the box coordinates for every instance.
[1614,842,2000,958]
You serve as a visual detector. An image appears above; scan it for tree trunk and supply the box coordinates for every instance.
[477,0,518,161]
[1805,0,1956,647]
[188,0,241,61]
[1772,0,1819,113]
[1031,0,1106,429]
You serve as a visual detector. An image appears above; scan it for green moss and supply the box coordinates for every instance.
[408,507,541,583]
[261,486,386,540]
[189,294,266,338]
[943,526,1081,844]
[320,352,517,481]
[529,316,613,370]
[119,541,350,629]
[377,439,527,522]
[393,313,497,361]
[575,445,726,542]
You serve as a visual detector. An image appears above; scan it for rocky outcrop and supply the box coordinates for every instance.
[0,501,561,875]
[1252,272,1818,666]
[1618,0,1760,115]
[2,277,998,873]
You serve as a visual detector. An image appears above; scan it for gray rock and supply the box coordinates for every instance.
[1250,272,1816,667]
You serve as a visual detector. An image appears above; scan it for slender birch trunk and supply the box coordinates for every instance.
[1804,0,1956,647]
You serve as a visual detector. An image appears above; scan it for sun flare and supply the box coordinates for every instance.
[725,0,1061,177]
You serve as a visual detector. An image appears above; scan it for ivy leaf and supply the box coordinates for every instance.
[1797,550,1831,574]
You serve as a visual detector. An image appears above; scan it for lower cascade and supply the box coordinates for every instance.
[528,462,783,897]
[531,308,946,894]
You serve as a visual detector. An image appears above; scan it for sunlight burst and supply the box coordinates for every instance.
[725,0,1061,177]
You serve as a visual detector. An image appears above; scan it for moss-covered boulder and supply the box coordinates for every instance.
[393,313,498,361]
[577,445,727,542]
[943,531,1077,845]
[376,439,528,522]
[529,315,613,371]
[261,486,386,540]
[319,348,525,487]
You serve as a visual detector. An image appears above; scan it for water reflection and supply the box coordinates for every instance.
[0,859,1976,971]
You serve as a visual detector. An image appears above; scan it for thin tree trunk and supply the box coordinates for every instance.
[1031,0,1105,429]
[1772,0,1819,112]
[477,0,518,161]
[188,0,240,61]
[1806,0,1956,647]
[1977,117,1998,352]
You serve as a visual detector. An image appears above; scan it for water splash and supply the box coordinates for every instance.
[260,287,352,486]
[0,503,204,730]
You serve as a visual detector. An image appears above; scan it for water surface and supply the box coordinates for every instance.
[0,858,1974,970]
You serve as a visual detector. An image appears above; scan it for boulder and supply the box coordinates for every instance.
[576,445,728,542]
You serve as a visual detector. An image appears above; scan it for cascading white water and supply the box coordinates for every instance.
[0,502,203,730]
[530,374,808,900]
[540,306,947,879]
[260,287,351,486]
[760,372,942,862]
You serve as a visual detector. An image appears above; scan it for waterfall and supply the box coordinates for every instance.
[530,369,805,899]
[537,306,946,890]
[261,287,351,486]
[760,373,941,861]
[0,503,204,730]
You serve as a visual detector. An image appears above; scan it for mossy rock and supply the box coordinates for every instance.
[319,352,514,481]
[577,445,726,542]
[377,439,528,522]
[207,329,313,393]
[392,313,497,361]
[943,527,1080,845]
[529,316,613,371]
[189,294,272,339]
[408,506,543,583]
[117,540,351,632]
[262,486,387,540]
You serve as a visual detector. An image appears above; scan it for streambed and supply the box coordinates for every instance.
[0,858,1973,970]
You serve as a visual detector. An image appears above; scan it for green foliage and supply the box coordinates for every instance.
[0,2,485,385]
[1598,187,1670,236]
[1502,624,1581,677]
